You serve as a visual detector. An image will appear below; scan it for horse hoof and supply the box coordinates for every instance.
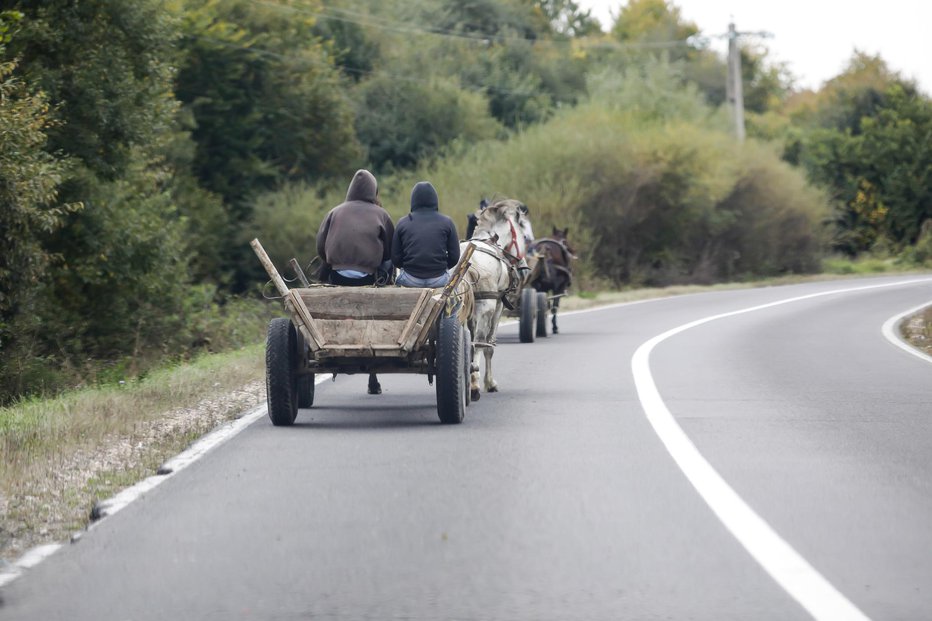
[471,388,481,401]
[487,386,499,393]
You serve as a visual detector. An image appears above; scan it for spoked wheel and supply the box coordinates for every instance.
[436,314,466,424]
[266,317,299,426]
[535,291,549,338]
[519,287,536,343]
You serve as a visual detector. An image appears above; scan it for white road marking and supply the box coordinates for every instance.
[881,301,932,365]
[0,544,62,587]
[631,277,932,621]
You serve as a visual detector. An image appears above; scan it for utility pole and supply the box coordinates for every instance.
[723,21,771,142]
[726,22,746,142]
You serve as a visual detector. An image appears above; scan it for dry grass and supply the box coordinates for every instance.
[900,306,932,357]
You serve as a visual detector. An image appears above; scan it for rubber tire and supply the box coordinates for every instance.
[519,287,536,343]
[297,373,315,408]
[436,315,466,424]
[535,291,549,338]
[266,317,299,426]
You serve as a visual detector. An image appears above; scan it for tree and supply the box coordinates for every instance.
[176,0,362,288]
[531,0,602,37]
[354,73,500,170]
[4,0,197,380]
[788,53,931,255]
[611,0,697,61]
[0,14,71,370]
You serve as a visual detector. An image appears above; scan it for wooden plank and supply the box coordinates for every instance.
[251,238,289,298]
[317,344,408,358]
[314,319,408,346]
[396,289,432,348]
[287,290,326,350]
[411,294,446,351]
[288,258,311,287]
[299,287,425,320]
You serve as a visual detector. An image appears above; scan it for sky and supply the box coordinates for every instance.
[578,0,932,94]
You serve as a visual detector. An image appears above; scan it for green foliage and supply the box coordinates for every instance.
[610,0,698,71]
[9,0,181,180]
[788,54,932,256]
[178,0,361,201]
[354,73,501,170]
[176,0,361,288]
[0,60,68,338]
[254,63,827,290]
[533,0,602,36]
[0,1,201,400]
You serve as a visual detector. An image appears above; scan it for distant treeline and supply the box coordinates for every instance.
[1,0,930,400]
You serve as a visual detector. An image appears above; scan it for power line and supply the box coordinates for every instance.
[250,0,697,52]
[184,33,546,98]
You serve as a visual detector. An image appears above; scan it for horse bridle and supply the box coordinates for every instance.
[466,238,521,300]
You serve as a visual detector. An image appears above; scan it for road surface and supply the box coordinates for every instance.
[2,275,931,620]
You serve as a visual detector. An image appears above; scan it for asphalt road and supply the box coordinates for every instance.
[3,275,932,620]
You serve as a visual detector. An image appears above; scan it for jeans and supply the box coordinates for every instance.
[328,271,375,286]
[396,270,451,288]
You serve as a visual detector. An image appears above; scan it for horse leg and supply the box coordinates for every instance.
[470,343,482,402]
[469,304,491,402]
[484,304,504,393]
[484,345,498,393]
[552,295,560,334]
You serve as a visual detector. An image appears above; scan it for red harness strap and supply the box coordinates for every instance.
[503,220,525,261]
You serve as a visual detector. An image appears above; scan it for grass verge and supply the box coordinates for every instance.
[0,344,265,562]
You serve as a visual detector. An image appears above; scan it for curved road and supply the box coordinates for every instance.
[3,275,932,620]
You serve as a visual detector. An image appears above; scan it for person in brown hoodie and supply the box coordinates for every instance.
[316,169,394,286]
[316,169,394,394]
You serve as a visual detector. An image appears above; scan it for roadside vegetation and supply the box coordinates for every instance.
[1,0,931,560]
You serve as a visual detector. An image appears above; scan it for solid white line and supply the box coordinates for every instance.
[0,544,62,587]
[881,301,932,365]
[631,277,932,621]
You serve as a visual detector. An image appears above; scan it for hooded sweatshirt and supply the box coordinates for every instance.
[316,170,394,274]
[391,182,461,279]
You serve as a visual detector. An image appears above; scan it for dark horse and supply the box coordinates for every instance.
[528,227,575,334]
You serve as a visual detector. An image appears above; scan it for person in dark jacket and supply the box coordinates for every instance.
[316,169,393,394]
[317,169,394,286]
[392,181,461,288]
[464,197,488,240]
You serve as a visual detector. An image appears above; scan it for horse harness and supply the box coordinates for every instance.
[466,238,523,301]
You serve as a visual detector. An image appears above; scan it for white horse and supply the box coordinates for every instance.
[460,199,530,401]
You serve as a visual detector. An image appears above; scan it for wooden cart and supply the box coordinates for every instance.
[251,239,475,426]
[504,255,551,344]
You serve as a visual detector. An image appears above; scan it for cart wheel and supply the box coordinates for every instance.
[519,287,536,343]
[536,291,549,338]
[436,314,466,424]
[463,326,472,407]
[297,373,315,408]
[266,317,299,426]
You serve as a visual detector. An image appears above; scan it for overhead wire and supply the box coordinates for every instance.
[250,0,697,51]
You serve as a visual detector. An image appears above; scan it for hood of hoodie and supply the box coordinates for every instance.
[345,169,378,203]
[410,181,439,211]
